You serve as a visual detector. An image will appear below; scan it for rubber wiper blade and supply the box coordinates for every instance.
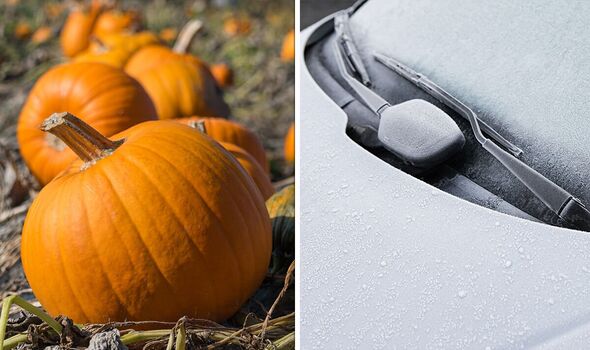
[373,52,522,157]
[334,11,372,87]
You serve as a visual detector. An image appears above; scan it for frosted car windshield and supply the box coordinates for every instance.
[304,0,590,231]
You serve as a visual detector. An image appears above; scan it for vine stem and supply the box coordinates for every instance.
[1,334,27,350]
[0,295,63,350]
[175,321,186,350]
[120,330,171,345]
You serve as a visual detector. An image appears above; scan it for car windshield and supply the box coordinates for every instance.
[305,0,590,229]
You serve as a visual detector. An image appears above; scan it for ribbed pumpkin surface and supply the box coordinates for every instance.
[219,141,274,200]
[125,46,230,119]
[176,117,268,173]
[21,121,272,323]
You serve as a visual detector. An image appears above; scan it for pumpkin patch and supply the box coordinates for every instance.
[0,0,294,348]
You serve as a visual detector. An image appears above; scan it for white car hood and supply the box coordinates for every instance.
[300,11,590,350]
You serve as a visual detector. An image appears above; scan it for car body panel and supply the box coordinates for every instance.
[300,8,590,350]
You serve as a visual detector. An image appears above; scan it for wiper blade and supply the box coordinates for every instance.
[373,51,590,230]
[334,11,372,87]
[374,52,522,156]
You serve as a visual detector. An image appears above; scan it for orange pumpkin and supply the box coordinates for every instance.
[159,27,177,42]
[74,32,161,69]
[210,63,234,88]
[189,120,273,199]
[60,3,102,57]
[92,9,141,40]
[31,26,53,44]
[14,22,32,40]
[280,30,295,62]
[219,142,274,200]
[223,17,252,37]
[17,62,157,185]
[177,117,268,173]
[21,113,271,323]
[124,44,175,75]
[284,122,295,163]
[125,47,229,119]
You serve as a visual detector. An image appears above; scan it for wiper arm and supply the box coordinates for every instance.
[374,52,522,156]
[373,52,590,231]
[334,11,372,87]
[334,42,388,115]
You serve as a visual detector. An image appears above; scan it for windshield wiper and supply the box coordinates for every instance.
[334,11,371,87]
[374,52,521,156]
[374,52,590,231]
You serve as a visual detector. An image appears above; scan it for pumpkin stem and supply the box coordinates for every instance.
[189,120,207,134]
[173,19,203,54]
[40,112,123,163]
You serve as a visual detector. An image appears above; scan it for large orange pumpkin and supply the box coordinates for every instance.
[60,3,102,57]
[125,46,229,119]
[21,113,272,323]
[17,62,157,185]
[284,122,295,163]
[176,117,268,173]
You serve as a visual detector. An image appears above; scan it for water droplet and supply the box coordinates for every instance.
[494,221,501,226]
[368,208,375,213]
[504,260,513,268]
[380,260,387,267]
[431,189,438,196]
[457,290,467,298]
[547,298,555,305]
[518,247,524,254]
